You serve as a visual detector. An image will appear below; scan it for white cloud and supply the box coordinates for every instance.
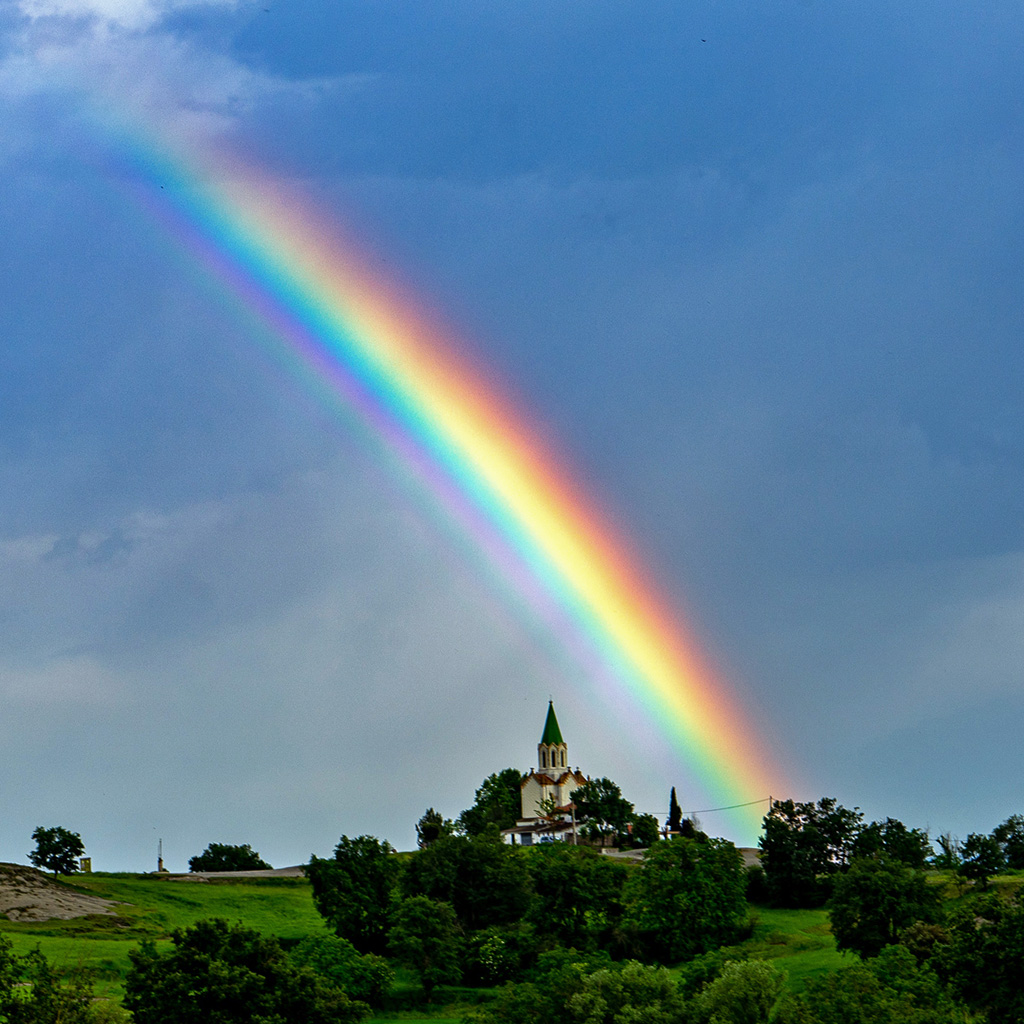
[0,0,368,146]
[18,0,238,33]
[0,534,60,562]
[0,654,125,705]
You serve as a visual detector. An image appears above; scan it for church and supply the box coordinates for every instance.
[502,702,589,845]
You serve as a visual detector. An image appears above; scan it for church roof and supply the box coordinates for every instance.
[540,701,564,745]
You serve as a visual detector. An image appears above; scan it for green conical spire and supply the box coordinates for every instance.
[540,701,564,745]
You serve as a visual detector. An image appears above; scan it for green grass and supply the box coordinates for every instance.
[741,905,848,990]
[0,872,331,996]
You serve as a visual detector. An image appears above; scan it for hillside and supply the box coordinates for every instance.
[0,863,118,922]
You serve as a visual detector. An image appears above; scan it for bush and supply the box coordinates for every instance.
[289,934,393,1006]
[689,960,785,1024]
[0,942,94,1024]
[188,843,271,872]
[463,924,538,986]
[125,919,368,1024]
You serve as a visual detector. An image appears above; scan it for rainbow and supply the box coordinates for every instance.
[105,124,784,836]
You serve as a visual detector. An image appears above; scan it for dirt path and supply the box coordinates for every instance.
[0,863,117,922]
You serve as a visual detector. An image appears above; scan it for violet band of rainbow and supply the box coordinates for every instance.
[105,123,787,836]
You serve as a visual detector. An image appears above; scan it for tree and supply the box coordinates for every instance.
[623,837,748,963]
[415,808,450,848]
[959,832,1004,888]
[569,778,634,846]
[564,960,685,1024]
[124,918,368,1024]
[936,891,1024,1024]
[758,798,863,907]
[852,818,932,869]
[289,934,393,1006]
[467,954,682,1024]
[992,815,1024,870]
[525,842,628,949]
[827,855,942,958]
[631,812,660,849]
[402,829,531,932]
[667,787,682,835]
[932,833,962,871]
[387,896,462,1001]
[28,826,85,877]
[306,835,399,955]
[459,769,525,836]
[188,843,271,872]
[690,960,784,1024]
[463,923,538,986]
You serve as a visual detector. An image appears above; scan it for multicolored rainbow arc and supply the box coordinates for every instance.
[106,124,784,836]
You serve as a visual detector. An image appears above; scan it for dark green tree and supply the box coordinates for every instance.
[459,769,525,836]
[525,842,627,949]
[463,923,538,986]
[758,798,863,907]
[992,814,1024,870]
[827,855,942,958]
[306,835,400,955]
[402,829,531,932]
[387,896,462,1002]
[188,843,271,872]
[415,808,449,848]
[125,918,368,1024]
[28,826,85,877]
[631,812,660,849]
[569,778,634,846]
[468,953,682,1024]
[852,818,932,869]
[289,934,394,1006]
[958,832,1004,888]
[560,960,685,1024]
[932,833,962,871]
[690,960,784,1024]
[668,787,682,835]
[935,891,1024,1024]
[623,837,747,963]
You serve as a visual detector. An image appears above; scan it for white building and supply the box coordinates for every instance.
[503,702,588,845]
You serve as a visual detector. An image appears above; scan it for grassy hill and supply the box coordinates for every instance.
[0,867,856,1012]
[0,872,328,999]
[33,866,1024,1020]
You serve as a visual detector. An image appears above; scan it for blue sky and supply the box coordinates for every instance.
[1,0,1023,869]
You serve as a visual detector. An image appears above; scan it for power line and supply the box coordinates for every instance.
[685,797,772,815]
[637,796,772,818]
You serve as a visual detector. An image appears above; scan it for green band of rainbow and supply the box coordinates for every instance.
[104,122,786,838]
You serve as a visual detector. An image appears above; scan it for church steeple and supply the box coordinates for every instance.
[538,701,568,773]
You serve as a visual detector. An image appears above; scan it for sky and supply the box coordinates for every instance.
[1,0,1023,872]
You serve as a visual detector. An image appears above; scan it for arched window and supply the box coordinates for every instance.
[540,750,546,768]
[560,750,565,767]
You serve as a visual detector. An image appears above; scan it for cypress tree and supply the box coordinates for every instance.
[668,787,682,834]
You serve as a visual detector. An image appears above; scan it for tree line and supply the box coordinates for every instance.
[19,789,1024,1023]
